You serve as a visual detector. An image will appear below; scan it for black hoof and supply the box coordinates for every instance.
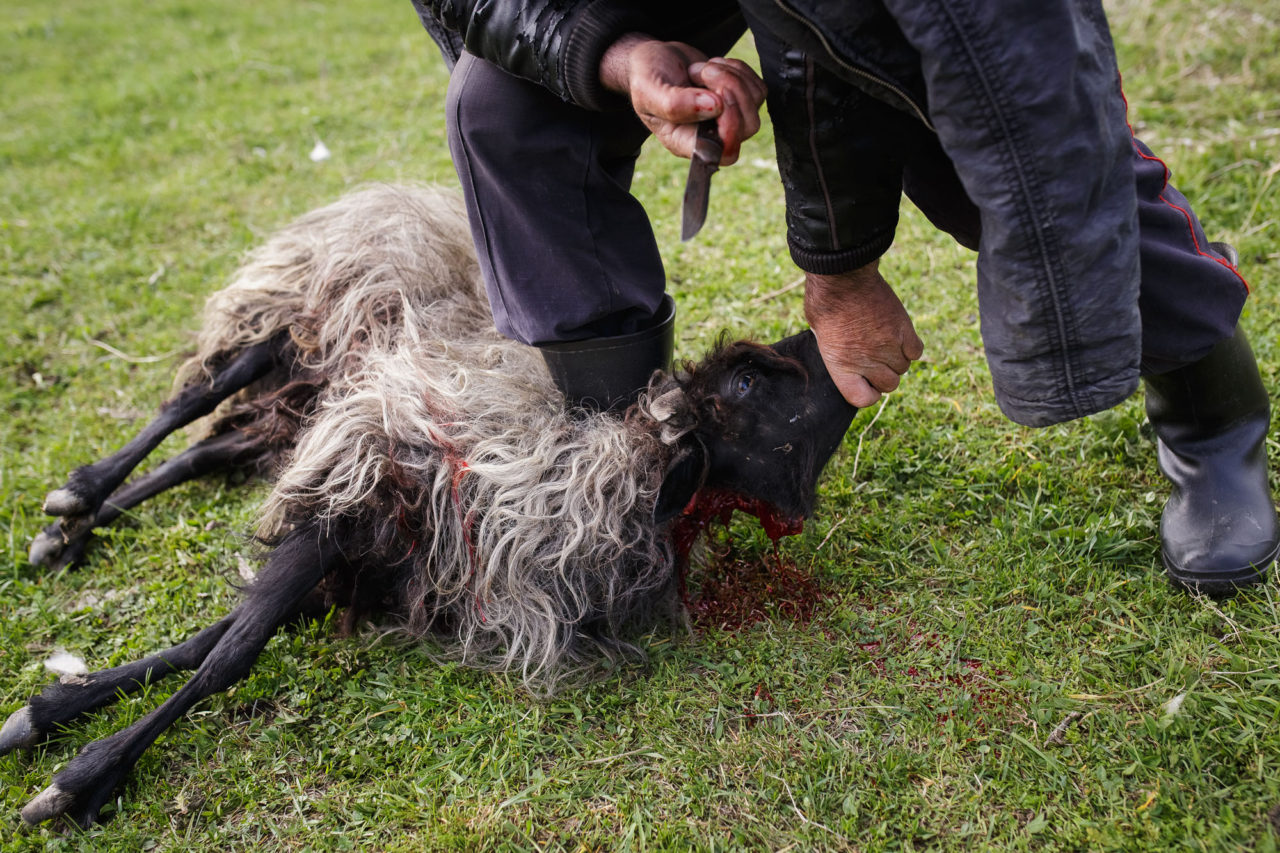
[28,523,94,570]
[21,771,124,828]
[0,707,40,755]
[43,487,91,518]
[27,528,65,567]
[20,785,77,827]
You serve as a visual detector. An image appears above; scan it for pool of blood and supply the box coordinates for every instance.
[672,488,828,631]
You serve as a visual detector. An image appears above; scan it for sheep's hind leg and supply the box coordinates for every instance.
[0,613,237,756]
[29,430,262,570]
[42,339,278,540]
[13,520,343,827]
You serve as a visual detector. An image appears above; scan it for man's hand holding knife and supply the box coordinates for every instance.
[598,34,767,167]
[599,34,767,238]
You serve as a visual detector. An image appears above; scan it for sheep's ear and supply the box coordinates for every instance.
[648,387,686,422]
[654,441,707,525]
[647,386,696,444]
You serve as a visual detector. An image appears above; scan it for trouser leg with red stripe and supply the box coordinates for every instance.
[1129,138,1251,374]
[1127,146,1275,595]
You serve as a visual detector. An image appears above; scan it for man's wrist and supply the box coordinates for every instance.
[805,263,881,295]
[804,263,883,321]
[599,32,655,94]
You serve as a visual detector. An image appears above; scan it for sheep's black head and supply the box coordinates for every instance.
[649,330,857,528]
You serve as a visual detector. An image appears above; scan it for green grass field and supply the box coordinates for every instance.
[3,1,1280,849]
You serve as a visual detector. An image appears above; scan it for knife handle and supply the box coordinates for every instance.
[696,119,721,148]
[692,119,723,166]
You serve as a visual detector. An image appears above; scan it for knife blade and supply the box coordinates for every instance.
[680,120,723,242]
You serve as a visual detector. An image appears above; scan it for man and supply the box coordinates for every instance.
[410,0,1277,596]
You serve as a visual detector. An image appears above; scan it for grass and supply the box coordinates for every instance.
[2,0,1280,849]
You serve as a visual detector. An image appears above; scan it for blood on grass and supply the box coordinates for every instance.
[672,487,831,632]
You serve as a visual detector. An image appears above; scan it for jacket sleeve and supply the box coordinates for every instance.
[413,0,653,110]
[751,34,908,275]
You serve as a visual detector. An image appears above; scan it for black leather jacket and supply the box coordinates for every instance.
[414,0,1145,427]
[412,1,741,110]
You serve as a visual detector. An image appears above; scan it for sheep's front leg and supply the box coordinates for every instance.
[28,430,261,570]
[16,521,341,827]
[42,339,278,540]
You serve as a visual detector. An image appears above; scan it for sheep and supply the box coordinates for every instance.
[5,184,857,827]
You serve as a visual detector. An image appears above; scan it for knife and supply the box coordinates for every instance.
[680,120,723,241]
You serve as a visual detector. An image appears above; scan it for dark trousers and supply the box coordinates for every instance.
[443,47,1247,375]
[897,121,1250,376]
[447,54,664,344]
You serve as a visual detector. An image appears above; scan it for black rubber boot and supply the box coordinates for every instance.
[1144,326,1278,596]
[538,295,676,411]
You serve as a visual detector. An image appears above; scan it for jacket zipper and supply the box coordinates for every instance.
[770,0,936,132]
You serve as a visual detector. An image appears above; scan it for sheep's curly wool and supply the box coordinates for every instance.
[177,184,693,690]
[264,343,681,690]
[179,184,482,383]
[174,184,486,448]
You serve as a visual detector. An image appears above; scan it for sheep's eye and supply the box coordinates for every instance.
[734,370,757,397]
